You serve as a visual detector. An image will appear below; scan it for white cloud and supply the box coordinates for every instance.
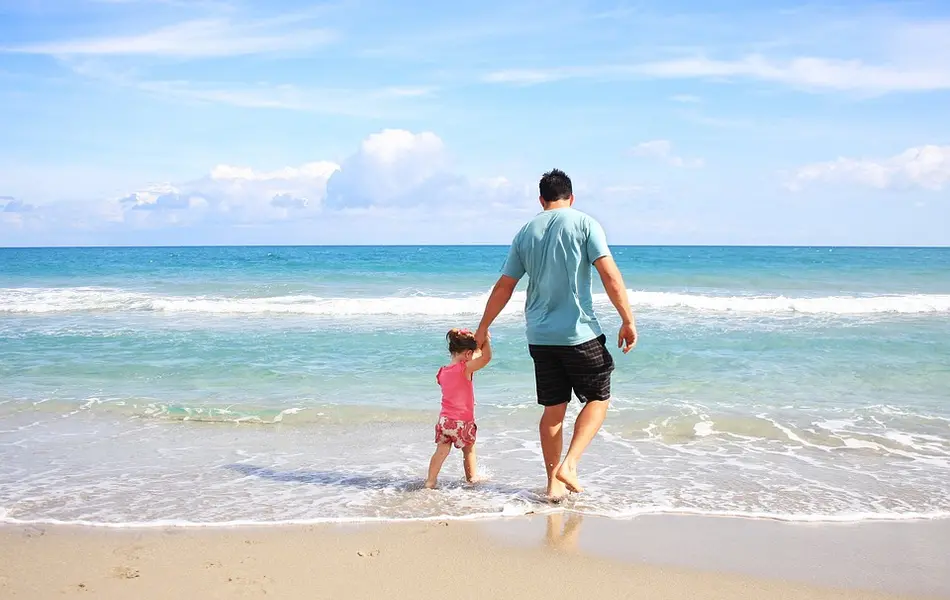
[1,197,34,212]
[209,162,340,182]
[632,140,704,168]
[63,59,434,115]
[106,159,341,229]
[789,145,950,191]
[134,80,435,115]
[637,55,950,93]
[1,129,536,239]
[483,54,950,94]
[6,17,336,58]
[324,129,453,209]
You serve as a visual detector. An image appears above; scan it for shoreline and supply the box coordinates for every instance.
[4,508,950,528]
[2,514,947,599]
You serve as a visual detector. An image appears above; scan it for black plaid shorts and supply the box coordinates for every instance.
[528,334,614,406]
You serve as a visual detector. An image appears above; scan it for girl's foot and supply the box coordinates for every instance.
[423,479,437,489]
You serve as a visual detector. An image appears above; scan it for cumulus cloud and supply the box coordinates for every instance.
[0,196,35,214]
[632,140,704,168]
[0,197,38,230]
[324,130,448,209]
[111,159,341,229]
[0,129,538,242]
[140,128,530,225]
[2,197,35,212]
[789,145,950,191]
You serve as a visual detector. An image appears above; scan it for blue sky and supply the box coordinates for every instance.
[1,0,948,246]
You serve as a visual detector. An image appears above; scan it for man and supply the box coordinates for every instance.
[474,169,636,499]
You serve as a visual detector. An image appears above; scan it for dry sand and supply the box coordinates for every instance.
[2,515,947,599]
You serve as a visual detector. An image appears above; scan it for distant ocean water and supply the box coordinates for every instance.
[1,245,949,526]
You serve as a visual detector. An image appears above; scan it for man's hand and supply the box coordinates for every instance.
[593,256,637,354]
[474,328,490,349]
[618,322,637,354]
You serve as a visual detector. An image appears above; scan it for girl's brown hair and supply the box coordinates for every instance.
[446,328,477,355]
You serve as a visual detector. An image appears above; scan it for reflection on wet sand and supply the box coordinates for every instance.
[544,512,583,553]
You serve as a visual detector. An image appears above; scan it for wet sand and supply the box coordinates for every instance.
[1,515,947,599]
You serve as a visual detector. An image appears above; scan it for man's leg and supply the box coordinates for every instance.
[540,403,568,499]
[529,343,572,500]
[554,399,608,493]
[554,335,615,494]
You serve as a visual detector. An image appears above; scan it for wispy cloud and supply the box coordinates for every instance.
[639,55,950,93]
[135,79,433,115]
[6,16,337,58]
[788,145,950,191]
[484,54,950,94]
[632,140,704,168]
[60,56,435,116]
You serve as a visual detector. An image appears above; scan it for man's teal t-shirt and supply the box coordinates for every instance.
[500,207,612,346]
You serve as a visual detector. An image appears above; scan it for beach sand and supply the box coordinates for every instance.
[2,515,947,599]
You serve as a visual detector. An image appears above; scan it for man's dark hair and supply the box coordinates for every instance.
[539,169,573,204]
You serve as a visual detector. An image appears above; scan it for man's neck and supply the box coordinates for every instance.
[543,201,572,211]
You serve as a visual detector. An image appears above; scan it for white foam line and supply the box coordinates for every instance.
[3,506,948,529]
[3,287,950,316]
[0,512,519,529]
[574,506,950,524]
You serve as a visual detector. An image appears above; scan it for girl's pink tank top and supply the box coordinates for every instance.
[436,361,475,421]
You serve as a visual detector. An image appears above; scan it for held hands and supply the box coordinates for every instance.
[618,322,637,354]
[474,328,491,349]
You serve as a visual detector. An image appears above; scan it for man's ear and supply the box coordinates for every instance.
[569,194,575,206]
[538,195,546,207]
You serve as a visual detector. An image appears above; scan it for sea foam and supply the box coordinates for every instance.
[3,287,950,316]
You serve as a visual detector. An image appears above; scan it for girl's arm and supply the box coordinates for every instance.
[465,335,492,377]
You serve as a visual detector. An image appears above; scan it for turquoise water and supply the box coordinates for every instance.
[1,246,949,525]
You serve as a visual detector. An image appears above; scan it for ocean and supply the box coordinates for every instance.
[1,245,949,527]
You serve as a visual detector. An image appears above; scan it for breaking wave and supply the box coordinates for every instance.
[2,287,950,317]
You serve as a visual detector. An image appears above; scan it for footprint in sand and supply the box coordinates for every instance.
[112,544,146,561]
[227,574,273,596]
[112,566,141,579]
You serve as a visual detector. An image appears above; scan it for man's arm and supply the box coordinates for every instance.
[474,275,518,348]
[593,256,637,353]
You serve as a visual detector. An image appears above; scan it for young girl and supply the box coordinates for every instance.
[424,328,492,489]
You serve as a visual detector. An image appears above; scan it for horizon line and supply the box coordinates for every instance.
[2,243,949,251]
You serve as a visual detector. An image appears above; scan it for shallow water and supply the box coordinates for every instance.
[1,246,948,525]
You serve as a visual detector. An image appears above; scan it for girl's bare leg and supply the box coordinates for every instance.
[462,444,478,483]
[425,443,452,488]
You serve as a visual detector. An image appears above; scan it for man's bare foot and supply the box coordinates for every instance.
[423,480,437,489]
[555,461,584,494]
[545,475,568,502]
